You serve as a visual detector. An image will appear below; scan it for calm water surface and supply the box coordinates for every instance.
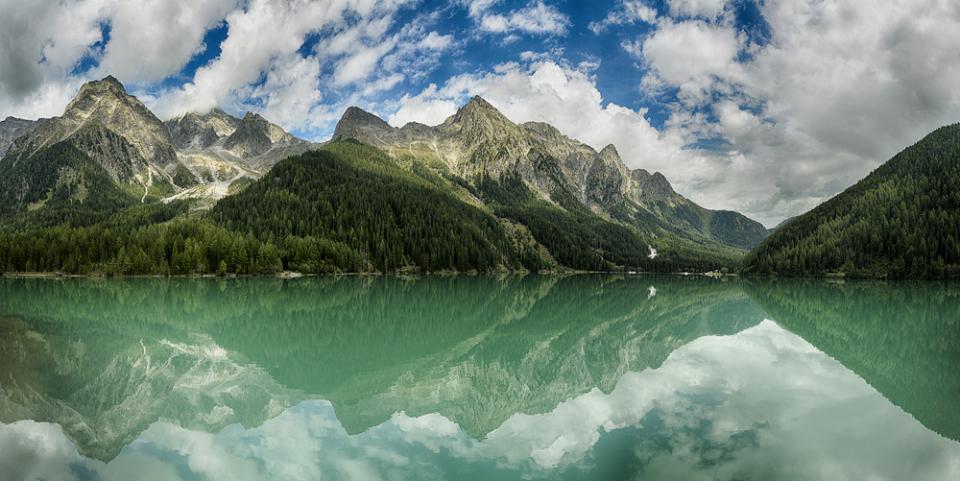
[0,276,958,480]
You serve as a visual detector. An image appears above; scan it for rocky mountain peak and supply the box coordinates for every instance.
[223,110,302,158]
[630,169,677,201]
[332,107,397,146]
[341,107,391,129]
[450,96,511,126]
[443,96,525,148]
[6,75,177,169]
[165,108,240,150]
[599,144,620,160]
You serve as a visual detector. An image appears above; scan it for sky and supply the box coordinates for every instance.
[1,0,959,226]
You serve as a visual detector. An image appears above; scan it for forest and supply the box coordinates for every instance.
[743,123,960,279]
[10,122,958,278]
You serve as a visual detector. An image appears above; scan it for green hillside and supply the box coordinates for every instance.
[743,123,960,279]
[0,141,137,227]
[211,140,521,272]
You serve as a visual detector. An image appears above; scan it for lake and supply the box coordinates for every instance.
[0,275,958,480]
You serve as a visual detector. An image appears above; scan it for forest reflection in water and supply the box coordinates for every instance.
[0,275,957,481]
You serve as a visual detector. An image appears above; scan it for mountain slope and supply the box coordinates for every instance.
[162,109,313,206]
[2,76,187,201]
[0,116,38,156]
[164,108,240,149]
[743,123,960,278]
[331,98,768,254]
[6,76,177,172]
[0,141,137,227]
[211,140,525,272]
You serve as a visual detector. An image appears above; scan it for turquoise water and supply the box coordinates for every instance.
[0,276,957,480]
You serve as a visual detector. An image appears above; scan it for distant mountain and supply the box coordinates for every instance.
[0,76,768,274]
[333,98,768,255]
[6,76,178,174]
[743,123,960,279]
[2,76,190,206]
[163,109,311,206]
[165,108,240,149]
[211,141,525,273]
[0,116,38,156]
[0,76,315,218]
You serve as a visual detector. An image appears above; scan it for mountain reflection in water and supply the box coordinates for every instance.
[0,276,957,481]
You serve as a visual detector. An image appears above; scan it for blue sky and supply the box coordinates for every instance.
[128,0,680,134]
[1,0,959,226]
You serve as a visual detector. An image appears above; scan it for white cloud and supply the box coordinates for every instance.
[388,84,459,126]
[640,20,741,104]
[419,31,453,50]
[467,0,570,36]
[241,55,322,131]
[334,39,398,86]
[96,0,239,84]
[667,0,728,20]
[588,0,658,33]
[149,0,355,119]
[0,0,109,118]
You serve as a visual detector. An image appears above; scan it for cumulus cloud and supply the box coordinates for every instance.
[588,0,658,33]
[148,0,359,119]
[640,20,741,104]
[465,0,570,36]
[603,0,960,224]
[95,0,239,84]
[0,0,108,118]
[667,0,728,20]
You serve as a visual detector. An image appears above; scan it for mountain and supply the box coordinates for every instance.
[164,108,240,149]
[743,123,960,279]
[0,116,38,156]
[162,109,312,206]
[223,112,304,158]
[0,76,764,274]
[0,76,315,219]
[2,76,189,205]
[6,76,178,172]
[332,98,768,254]
[210,141,524,272]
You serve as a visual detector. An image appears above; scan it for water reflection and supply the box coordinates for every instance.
[746,279,960,441]
[0,276,957,480]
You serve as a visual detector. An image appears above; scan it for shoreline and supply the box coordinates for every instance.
[0,270,739,280]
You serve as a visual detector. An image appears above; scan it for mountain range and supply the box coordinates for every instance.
[0,76,772,274]
[3,75,956,277]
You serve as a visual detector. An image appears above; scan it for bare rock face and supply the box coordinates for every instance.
[0,117,38,157]
[223,112,305,159]
[331,97,769,249]
[2,76,315,207]
[333,106,401,147]
[165,109,240,150]
[5,76,179,179]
